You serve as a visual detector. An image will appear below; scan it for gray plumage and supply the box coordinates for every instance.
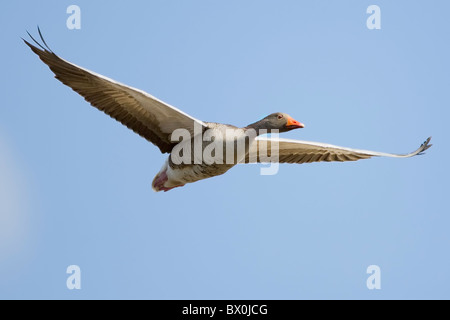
[24,30,432,192]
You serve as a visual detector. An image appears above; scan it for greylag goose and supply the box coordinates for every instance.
[24,31,432,192]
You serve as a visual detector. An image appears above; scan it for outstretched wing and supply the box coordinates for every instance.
[243,136,432,164]
[24,30,207,153]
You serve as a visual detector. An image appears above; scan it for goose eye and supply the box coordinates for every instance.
[277,115,283,120]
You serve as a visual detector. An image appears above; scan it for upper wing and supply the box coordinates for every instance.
[243,136,432,164]
[24,30,207,154]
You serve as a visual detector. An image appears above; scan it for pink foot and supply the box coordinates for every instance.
[152,170,185,192]
[152,170,168,191]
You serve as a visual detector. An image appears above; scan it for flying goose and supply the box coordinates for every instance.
[24,31,432,192]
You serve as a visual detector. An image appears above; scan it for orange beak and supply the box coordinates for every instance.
[286,117,305,129]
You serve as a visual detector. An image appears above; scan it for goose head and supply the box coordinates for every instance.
[247,112,304,134]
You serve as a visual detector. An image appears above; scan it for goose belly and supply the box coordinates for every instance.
[167,163,235,186]
[152,126,258,191]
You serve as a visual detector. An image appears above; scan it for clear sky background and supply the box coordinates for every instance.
[0,1,448,299]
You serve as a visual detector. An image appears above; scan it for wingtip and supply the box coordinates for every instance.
[423,136,432,149]
[23,27,53,53]
[37,26,52,52]
[22,36,33,47]
[417,136,432,155]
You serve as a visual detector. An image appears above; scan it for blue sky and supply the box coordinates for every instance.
[0,1,448,299]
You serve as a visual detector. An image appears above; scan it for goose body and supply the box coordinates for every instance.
[153,123,254,191]
[24,31,432,192]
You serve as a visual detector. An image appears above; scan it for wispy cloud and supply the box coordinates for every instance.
[0,133,32,269]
